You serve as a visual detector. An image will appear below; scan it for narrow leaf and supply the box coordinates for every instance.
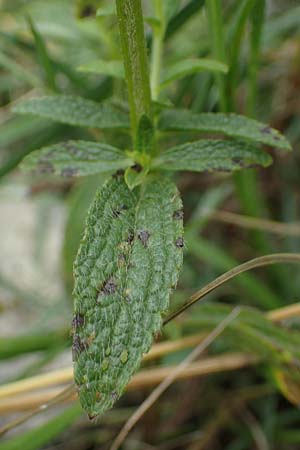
[0,404,82,450]
[161,58,228,89]
[154,140,272,173]
[12,95,130,130]
[77,59,125,79]
[73,174,183,417]
[158,109,292,151]
[0,50,40,87]
[21,141,132,177]
[27,15,58,91]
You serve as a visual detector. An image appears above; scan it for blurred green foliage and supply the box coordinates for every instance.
[1,0,300,449]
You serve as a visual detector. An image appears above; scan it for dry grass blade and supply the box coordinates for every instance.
[109,307,241,450]
[0,384,76,436]
[208,210,300,237]
[0,353,259,414]
[0,334,205,401]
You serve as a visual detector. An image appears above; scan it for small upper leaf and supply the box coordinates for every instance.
[161,58,228,89]
[158,110,292,151]
[77,60,125,79]
[154,140,272,173]
[12,95,130,130]
[124,165,148,190]
[21,141,132,177]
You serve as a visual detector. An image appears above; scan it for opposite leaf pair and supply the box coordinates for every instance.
[14,95,291,192]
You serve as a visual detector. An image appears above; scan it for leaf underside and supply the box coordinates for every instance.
[21,141,132,177]
[155,139,272,172]
[72,174,183,417]
[12,95,130,130]
[158,110,291,151]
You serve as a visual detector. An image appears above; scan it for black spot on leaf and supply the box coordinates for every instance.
[261,126,272,134]
[72,335,85,361]
[38,161,54,174]
[111,391,118,401]
[65,143,81,156]
[173,209,184,220]
[98,278,117,297]
[112,204,128,218]
[138,230,150,247]
[113,169,125,178]
[61,167,78,177]
[131,163,142,173]
[72,313,84,330]
[127,231,134,245]
[175,237,184,248]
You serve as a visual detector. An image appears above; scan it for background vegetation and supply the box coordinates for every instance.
[1,0,300,449]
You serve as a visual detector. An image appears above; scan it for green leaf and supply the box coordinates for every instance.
[154,140,272,173]
[124,165,148,190]
[161,58,228,89]
[136,114,154,154]
[144,16,161,32]
[21,140,132,177]
[165,0,205,41]
[183,302,300,360]
[77,59,125,79]
[163,0,181,23]
[0,50,40,87]
[27,15,58,91]
[1,404,82,450]
[12,95,130,130]
[73,173,183,417]
[96,3,116,17]
[158,110,292,151]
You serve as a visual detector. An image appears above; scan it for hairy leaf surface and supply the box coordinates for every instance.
[154,140,272,173]
[158,110,291,151]
[12,95,130,130]
[21,141,132,177]
[73,174,183,417]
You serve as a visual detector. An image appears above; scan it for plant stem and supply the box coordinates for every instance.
[205,0,228,112]
[116,0,152,145]
[150,0,165,101]
[247,0,266,117]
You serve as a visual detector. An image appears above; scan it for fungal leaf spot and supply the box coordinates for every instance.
[175,237,184,248]
[138,230,150,247]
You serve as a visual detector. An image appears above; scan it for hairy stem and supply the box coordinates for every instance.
[116,0,152,145]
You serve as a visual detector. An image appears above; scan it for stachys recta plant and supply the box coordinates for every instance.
[13,0,291,418]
